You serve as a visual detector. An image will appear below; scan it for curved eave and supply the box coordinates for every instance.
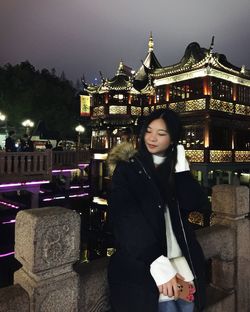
[211,56,250,78]
[140,84,156,95]
[129,87,141,95]
[135,51,161,81]
[106,74,132,91]
[151,54,210,79]
[86,86,99,94]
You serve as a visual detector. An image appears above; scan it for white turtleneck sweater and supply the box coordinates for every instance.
[150,147,194,301]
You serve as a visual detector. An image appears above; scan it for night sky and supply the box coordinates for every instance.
[1,0,250,84]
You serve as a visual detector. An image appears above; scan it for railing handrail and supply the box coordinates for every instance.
[0,150,52,183]
[0,150,91,184]
[52,149,91,169]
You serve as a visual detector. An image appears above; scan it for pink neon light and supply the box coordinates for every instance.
[0,201,19,209]
[0,251,15,258]
[0,180,50,188]
[2,219,16,224]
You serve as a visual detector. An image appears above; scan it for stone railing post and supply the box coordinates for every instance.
[14,207,81,311]
[212,185,250,311]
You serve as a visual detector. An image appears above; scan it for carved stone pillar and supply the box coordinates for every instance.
[212,185,250,311]
[14,207,81,312]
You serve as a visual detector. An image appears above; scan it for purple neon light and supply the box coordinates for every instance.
[69,185,89,189]
[2,219,16,224]
[43,196,65,202]
[70,185,90,189]
[42,193,89,202]
[26,181,50,185]
[78,163,89,168]
[0,200,19,209]
[0,251,15,258]
[0,180,50,188]
[52,169,78,173]
[69,193,89,198]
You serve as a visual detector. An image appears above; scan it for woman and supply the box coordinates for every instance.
[107,109,208,312]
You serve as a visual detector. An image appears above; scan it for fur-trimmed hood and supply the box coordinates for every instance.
[107,142,137,176]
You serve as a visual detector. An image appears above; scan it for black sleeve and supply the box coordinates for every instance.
[108,162,162,266]
[175,171,209,213]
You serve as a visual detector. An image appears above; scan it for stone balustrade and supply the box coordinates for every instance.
[0,150,91,185]
[0,185,249,312]
[0,150,52,183]
[52,150,91,170]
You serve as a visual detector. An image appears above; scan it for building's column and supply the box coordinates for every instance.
[14,207,80,312]
[212,185,250,311]
[215,171,222,185]
[202,168,209,189]
[227,171,233,185]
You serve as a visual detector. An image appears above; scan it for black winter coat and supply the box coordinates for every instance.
[108,147,208,312]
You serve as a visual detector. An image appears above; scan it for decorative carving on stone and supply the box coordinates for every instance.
[42,224,75,265]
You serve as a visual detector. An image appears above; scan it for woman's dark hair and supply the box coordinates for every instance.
[139,108,182,157]
[138,108,183,203]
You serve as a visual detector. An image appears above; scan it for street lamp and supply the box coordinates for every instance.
[22,119,34,135]
[75,125,85,149]
[0,112,6,122]
[0,112,7,135]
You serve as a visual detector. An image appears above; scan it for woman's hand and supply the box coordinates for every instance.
[158,273,184,299]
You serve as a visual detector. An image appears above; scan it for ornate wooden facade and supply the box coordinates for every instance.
[84,35,250,181]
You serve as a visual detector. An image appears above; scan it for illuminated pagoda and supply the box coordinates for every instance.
[86,33,162,151]
[84,35,250,186]
[147,37,250,185]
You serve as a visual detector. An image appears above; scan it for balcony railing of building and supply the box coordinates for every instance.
[0,185,249,311]
[186,149,250,163]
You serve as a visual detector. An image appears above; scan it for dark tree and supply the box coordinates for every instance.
[0,61,79,139]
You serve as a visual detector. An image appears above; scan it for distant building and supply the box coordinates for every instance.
[83,34,250,187]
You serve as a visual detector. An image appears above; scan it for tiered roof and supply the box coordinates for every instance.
[85,36,250,96]
[87,60,139,95]
[150,41,250,80]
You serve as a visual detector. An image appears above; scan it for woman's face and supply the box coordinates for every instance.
[144,118,172,156]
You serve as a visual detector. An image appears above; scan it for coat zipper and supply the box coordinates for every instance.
[133,156,152,180]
